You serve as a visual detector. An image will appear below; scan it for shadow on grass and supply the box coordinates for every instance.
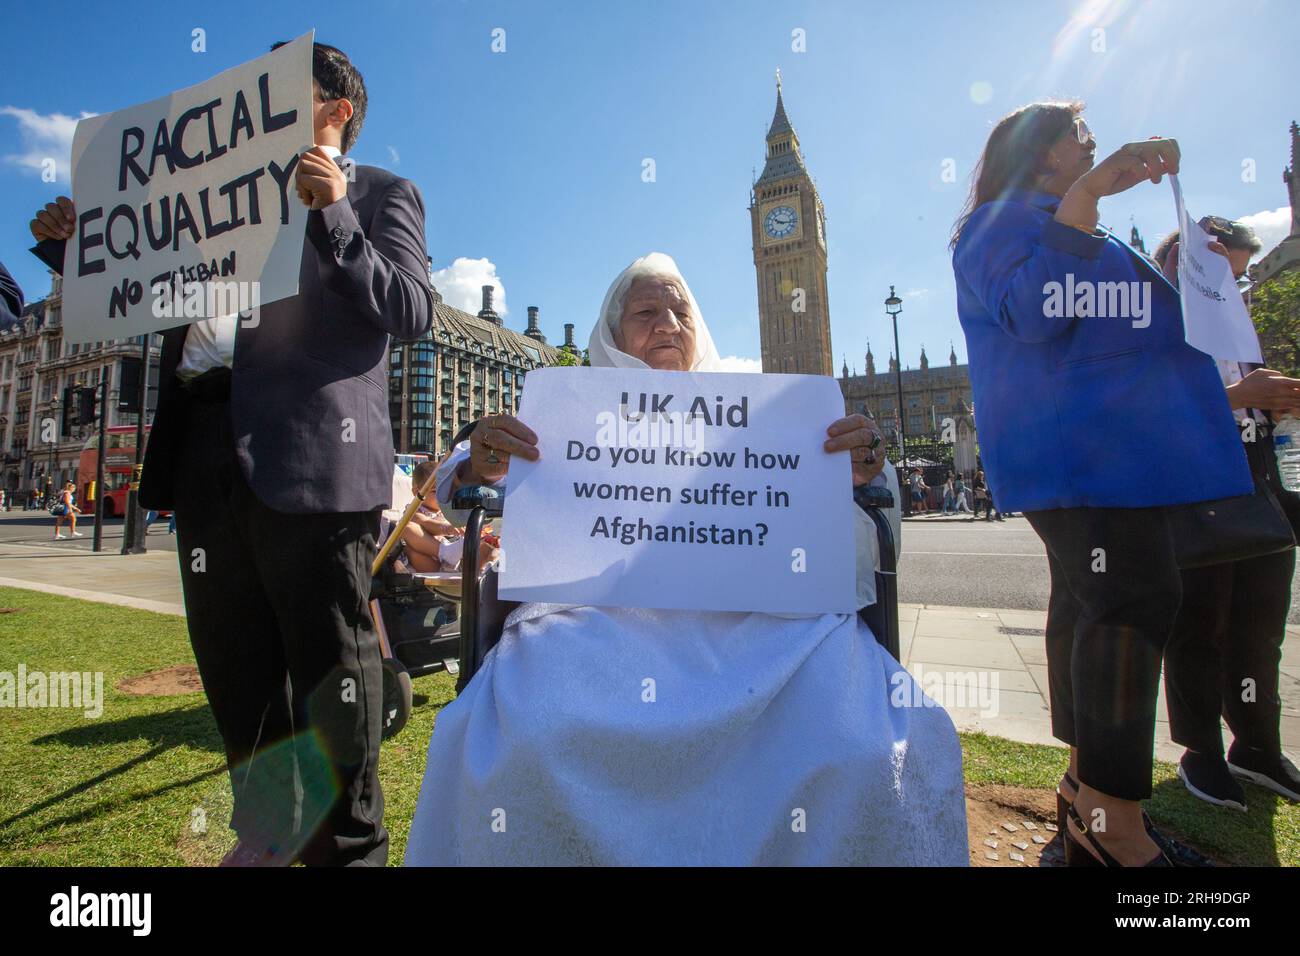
[1,703,223,834]
[1147,775,1286,866]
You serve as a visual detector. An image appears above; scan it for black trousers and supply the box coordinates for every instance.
[1164,549,1294,755]
[1164,426,1297,758]
[173,395,388,866]
[1025,506,1183,800]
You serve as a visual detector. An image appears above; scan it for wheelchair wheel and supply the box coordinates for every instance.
[380,658,413,740]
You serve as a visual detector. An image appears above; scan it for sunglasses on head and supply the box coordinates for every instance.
[1200,215,1238,238]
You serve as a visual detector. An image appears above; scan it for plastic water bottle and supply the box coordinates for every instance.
[1274,415,1300,492]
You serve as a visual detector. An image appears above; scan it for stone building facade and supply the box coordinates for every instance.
[388,267,567,459]
[0,270,161,502]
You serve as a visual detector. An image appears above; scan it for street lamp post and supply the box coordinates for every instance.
[884,285,906,514]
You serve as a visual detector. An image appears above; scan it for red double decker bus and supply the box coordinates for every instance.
[77,426,150,518]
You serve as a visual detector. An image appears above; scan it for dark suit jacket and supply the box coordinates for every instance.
[0,261,23,331]
[34,164,434,514]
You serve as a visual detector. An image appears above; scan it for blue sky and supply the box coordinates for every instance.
[1,0,1294,371]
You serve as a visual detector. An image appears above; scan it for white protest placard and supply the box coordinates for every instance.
[1170,174,1262,364]
[497,366,857,614]
[59,31,316,344]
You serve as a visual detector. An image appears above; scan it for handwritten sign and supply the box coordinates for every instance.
[1171,174,1262,364]
[59,32,315,344]
[497,366,857,614]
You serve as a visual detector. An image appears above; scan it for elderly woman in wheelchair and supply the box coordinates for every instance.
[405,253,968,866]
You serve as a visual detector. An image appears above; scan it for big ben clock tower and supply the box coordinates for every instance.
[750,72,833,376]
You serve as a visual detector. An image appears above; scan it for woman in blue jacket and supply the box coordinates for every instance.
[951,102,1252,866]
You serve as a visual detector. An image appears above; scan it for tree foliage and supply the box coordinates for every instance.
[1252,268,1300,376]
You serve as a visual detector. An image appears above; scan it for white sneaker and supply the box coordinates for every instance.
[71,531,84,537]
[54,533,66,539]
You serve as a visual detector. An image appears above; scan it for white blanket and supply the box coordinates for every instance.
[405,603,968,866]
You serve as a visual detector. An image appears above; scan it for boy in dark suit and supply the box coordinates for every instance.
[30,42,434,866]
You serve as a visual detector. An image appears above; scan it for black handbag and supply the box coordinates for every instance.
[1168,414,1297,570]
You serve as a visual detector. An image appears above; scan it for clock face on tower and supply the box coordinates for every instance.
[764,204,798,239]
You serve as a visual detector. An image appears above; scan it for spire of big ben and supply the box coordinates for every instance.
[749,78,832,376]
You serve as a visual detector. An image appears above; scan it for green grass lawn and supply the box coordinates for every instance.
[1,585,1295,865]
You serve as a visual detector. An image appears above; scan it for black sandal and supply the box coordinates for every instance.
[1059,771,1213,866]
[1064,801,1170,867]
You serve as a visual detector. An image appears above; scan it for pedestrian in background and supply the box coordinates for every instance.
[952,474,971,514]
[972,470,988,517]
[51,482,82,539]
[909,469,929,514]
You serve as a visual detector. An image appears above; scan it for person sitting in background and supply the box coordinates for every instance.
[393,460,500,574]
[396,461,459,573]
[1155,218,1300,808]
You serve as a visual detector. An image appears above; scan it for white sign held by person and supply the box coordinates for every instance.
[1170,174,1262,364]
[58,31,316,344]
[498,367,857,614]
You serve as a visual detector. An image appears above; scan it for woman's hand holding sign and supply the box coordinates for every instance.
[455,414,541,488]
[825,413,887,487]
[1054,126,1180,233]
[1076,137,1181,199]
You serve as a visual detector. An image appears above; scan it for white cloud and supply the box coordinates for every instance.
[0,106,95,181]
[716,355,761,373]
[1238,206,1293,261]
[430,257,508,317]
[386,145,400,165]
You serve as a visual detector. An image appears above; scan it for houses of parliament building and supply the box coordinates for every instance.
[388,265,567,459]
[749,76,972,443]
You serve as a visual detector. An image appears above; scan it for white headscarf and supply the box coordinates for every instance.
[587,253,722,371]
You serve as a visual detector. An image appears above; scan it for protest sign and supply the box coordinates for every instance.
[497,366,858,614]
[1170,174,1262,364]
[59,31,316,344]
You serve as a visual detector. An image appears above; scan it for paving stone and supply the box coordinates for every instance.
[1009,851,1025,863]
[1000,821,1019,832]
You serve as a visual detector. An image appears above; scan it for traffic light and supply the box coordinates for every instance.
[61,385,99,431]
[77,386,97,426]
[61,386,76,434]
[118,356,158,414]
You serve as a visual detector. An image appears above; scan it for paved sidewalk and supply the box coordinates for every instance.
[0,540,185,616]
[1,539,1296,761]
[896,603,1300,761]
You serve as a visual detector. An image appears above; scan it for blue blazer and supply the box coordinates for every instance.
[951,189,1251,512]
